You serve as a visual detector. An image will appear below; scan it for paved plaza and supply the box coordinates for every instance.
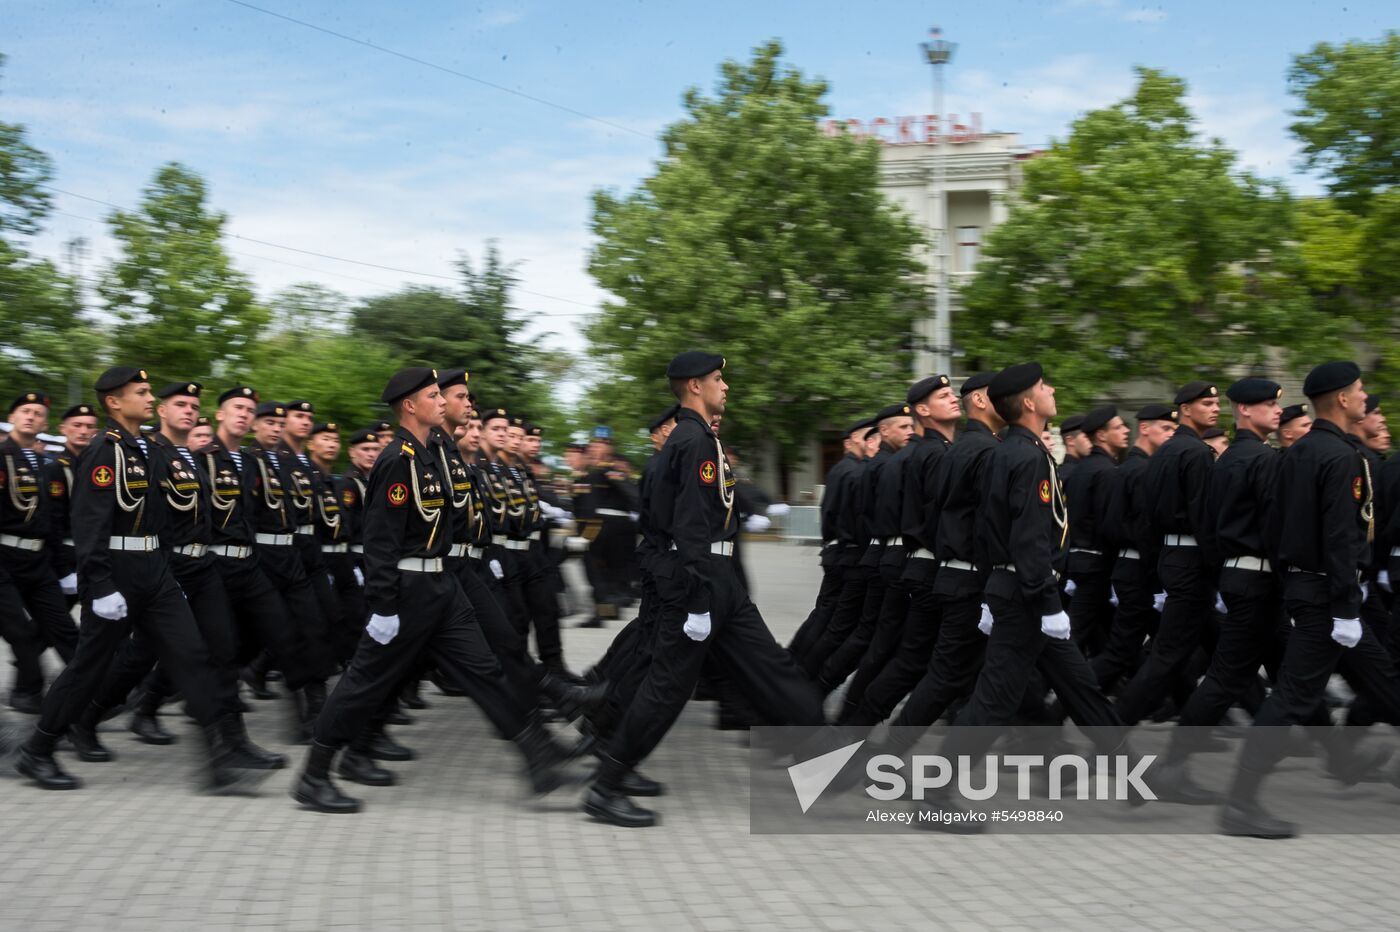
[2,541,1399,930]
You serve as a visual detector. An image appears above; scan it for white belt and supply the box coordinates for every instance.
[1070,548,1103,556]
[943,559,977,573]
[209,544,252,560]
[910,548,937,561]
[527,530,541,541]
[1391,546,1400,558]
[596,508,631,518]
[503,539,530,551]
[0,534,44,552]
[61,537,74,548]
[1225,555,1271,573]
[1119,548,1140,560]
[349,544,364,554]
[255,533,293,546]
[994,563,1061,581]
[322,543,348,554]
[110,535,159,552]
[468,545,484,560]
[448,543,468,558]
[1163,534,1197,547]
[670,541,735,557]
[294,525,315,536]
[173,543,208,559]
[869,537,894,547]
[397,557,443,573]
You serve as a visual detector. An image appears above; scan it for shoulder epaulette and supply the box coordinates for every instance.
[105,430,121,440]
[401,443,415,457]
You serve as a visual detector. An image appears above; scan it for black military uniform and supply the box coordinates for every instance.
[291,369,565,814]
[278,401,343,657]
[14,368,265,792]
[584,352,823,828]
[42,404,95,612]
[507,419,568,673]
[1222,362,1400,838]
[0,391,74,710]
[582,432,639,621]
[1064,405,1120,654]
[1057,414,1086,484]
[1114,382,1221,724]
[309,421,363,662]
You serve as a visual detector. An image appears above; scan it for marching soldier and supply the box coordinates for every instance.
[583,428,640,623]
[1057,414,1089,482]
[308,421,363,662]
[1063,404,1129,654]
[279,401,344,653]
[45,404,100,611]
[1279,404,1312,448]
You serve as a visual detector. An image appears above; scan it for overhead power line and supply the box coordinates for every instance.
[223,0,652,140]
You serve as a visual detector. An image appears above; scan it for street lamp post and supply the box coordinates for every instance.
[922,26,956,375]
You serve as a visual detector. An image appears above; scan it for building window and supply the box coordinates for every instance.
[957,226,981,272]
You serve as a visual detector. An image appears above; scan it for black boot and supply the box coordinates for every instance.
[203,718,274,794]
[582,752,657,826]
[365,728,415,762]
[68,715,113,763]
[512,716,568,795]
[292,742,361,813]
[539,671,607,723]
[130,711,177,745]
[385,705,414,727]
[400,681,429,710]
[16,730,80,790]
[287,689,311,745]
[240,665,277,700]
[598,766,664,797]
[227,715,287,769]
[8,690,42,715]
[1219,765,1296,838]
[1323,736,1393,787]
[338,748,397,786]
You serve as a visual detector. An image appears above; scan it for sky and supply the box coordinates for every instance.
[4,0,1393,384]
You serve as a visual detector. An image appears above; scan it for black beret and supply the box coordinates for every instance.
[1135,403,1176,424]
[1364,394,1381,415]
[1279,403,1309,426]
[380,368,439,406]
[863,426,880,440]
[1302,361,1362,399]
[959,372,995,397]
[875,403,912,424]
[906,374,952,406]
[8,391,51,414]
[1201,427,1226,440]
[1174,381,1218,405]
[509,416,525,429]
[349,428,379,446]
[156,382,202,400]
[987,362,1043,402]
[1081,405,1118,435]
[437,368,469,390]
[526,423,542,437]
[648,405,680,433]
[286,400,314,414]
[217,386,258,406]
[254,401,286,419]
[567,441,588,452]
[666,351,725,380]
[1060,415,1086,435]
[94,367,148,394]
[60,404,97,421]
[1225,378,1282,405]
[372,421,393,433]
[481,407,510,425]
[843,417,875,439]
[310,421,339,436]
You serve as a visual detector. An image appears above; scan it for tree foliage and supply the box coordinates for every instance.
[585,39,926,465]
[959,68,1335,413]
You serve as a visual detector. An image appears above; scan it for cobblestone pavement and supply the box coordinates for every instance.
[2,541,1399,930]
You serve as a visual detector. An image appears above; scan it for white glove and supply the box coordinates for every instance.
[683,612,712,641]
[1109,586,1119,608]
[1331,617,1362,649]
[1153,591,1167,613]
[489,559,504,580]
[766,503,791,518]
[628,512,639,522]
[565,536,589,553]
[1040,610,1071,640]
[977,603,994,636]
[1064,578,1077,597]
[58,573,78,595]
[328,572,336,587]
[1380,570,1392,594]
[92,591,128,621]
[744,514,772,533]
[539,501,573,522]
[1361,581,1370,602]
[1214,592,1227,615]
[366,613,400,645]
[352,566,365,587]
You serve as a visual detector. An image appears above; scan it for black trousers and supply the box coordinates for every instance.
[788,560,845,663]
[605,553,823,769]
[840,569,912,714]
[259,542,337,680]
[0,547,78,694]
[325,550,367,664]
[517,546,565,666]
[590,578,660,737]
[847,578,943,726]
[36,555,223,737]
[1067,569,1114,657]
[453,556,537,715]
[943,587,1126,763]
[891,594,986,728]
[1113,546,1212,724]
[1091,565,1156,693]
[215,553,316,690]
[800,564,870,678]
[1174,574,1279,735]
[313,571,526,748]
[813,566,887,690]
[0,561,56,699]
[592,517,634,607]
[1240,586,1400,774]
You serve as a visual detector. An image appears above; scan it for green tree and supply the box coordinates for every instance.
[99,162,267,385]
[245,330,401,433]
[584,40,925,469]
[959,68,1332,413]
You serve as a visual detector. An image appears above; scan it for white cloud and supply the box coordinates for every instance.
[1123,8,1169,23]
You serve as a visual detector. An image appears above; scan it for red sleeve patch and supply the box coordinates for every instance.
[48,481,64,497]
[387,482,409,507]
[91,465,115,488]
[1038,479,1051,504]
[342,488,356,507]
[1352,477,1363,501]
[699,461,717,485]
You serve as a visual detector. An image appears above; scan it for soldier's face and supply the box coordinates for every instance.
[1100,416,1130,452]
[919,387,961,424]
[461,419,482,452]
[1367,425,1391,453]
[442,385,471,426]
[1240,399,1282,434]
[1184,396,1221,428]
[220,399,255,437]
[188,425,213,449]
[1138,420,1175,451]
[377,431,395,446]
[254,416,284,447]
[483,419,510,452]
[8,402,48,439]
[523,435,542,457]
[863,433,880,457]
[349,441,380,471]
[696,370,727,414]
[285,410,315,439]
[880,415,915,450]
[158,395,200,433]
[1361,408,1385,440]
[309,432,341,462]
[409,386,446,428]
[1030,379,1057,419]
[507,426,524,452]
[111,382,154,423]
[1279,415,1311,447]
[1064,432,1092,457]
[62,415,99,451]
